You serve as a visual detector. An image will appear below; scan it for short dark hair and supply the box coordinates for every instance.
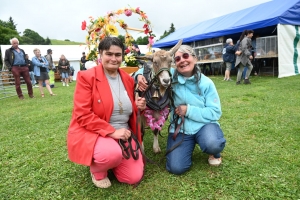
[98,37,124,54]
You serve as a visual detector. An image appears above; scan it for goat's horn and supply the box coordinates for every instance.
[135,55,154,61]
[168,39,183,56]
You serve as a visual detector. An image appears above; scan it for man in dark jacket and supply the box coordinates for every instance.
[25,54,37,87]
[222,38,236,81]
[4,37,34,99]
[80,52,88,70]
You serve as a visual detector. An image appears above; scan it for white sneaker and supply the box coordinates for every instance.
[66,84,69,87]
[91,173,111,188]
[63,82,65,86]
[208,155,222,166]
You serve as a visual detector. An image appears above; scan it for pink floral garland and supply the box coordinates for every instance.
[144,106,169,131]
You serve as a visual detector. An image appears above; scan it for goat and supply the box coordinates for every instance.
[135,40,182,153]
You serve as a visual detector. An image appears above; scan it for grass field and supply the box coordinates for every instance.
[0,75,299,199]
[50,39,83,45]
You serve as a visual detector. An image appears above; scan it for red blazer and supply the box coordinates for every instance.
[67,64,141,166]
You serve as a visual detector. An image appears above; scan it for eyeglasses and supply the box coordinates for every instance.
[174,53,190,62]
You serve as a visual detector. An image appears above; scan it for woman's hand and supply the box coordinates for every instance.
[137,75,148,91]
[175,105,187,117]
[108,128,131,141]
[135,97,146,111]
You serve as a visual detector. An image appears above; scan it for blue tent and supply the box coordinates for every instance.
[153,0,300,48]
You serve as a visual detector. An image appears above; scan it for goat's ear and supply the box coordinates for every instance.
[168,39,183,56]
[135,55,153,61]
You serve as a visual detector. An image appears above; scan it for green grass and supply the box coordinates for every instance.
[0,76,300,199]
[50,39,83,45]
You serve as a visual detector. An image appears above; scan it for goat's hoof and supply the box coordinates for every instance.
[153,147,161,153]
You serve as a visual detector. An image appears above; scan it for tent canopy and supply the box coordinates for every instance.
[154,0,300,48]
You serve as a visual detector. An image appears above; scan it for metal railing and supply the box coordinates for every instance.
[0,71,26,100]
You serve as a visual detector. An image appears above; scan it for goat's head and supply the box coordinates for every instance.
[136,40,182,88]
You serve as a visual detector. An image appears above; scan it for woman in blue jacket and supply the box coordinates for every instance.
[136,44,226,175]
[32,48,56,97]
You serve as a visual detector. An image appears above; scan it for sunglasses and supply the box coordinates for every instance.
[174,53,190,62]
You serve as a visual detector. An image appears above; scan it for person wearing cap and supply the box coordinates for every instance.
[80,52,88,70]
[4,37,34,100]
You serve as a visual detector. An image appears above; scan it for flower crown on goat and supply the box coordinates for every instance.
[81,6,155,62]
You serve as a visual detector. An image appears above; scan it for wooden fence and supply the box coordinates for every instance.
[0,71,26,100]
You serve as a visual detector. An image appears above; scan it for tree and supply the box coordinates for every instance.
[8,16,17,30]
[22,29,46,45]
[45,37,51,45]
[159,23,176,40]
[135,36,148,45]
[117,35,125,44]
[0,19,15,30]
[0,25,20,45]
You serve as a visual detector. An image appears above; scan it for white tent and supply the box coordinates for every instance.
[1,45,89,80]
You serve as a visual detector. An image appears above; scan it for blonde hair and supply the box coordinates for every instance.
[33,48,40,53]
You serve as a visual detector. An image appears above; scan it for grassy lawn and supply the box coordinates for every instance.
[0,75,299,199]
[50,39,83,45]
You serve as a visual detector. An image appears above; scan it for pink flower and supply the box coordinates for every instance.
[148,37,154,45]
[124,9,132,16]
[144,106,169,131]
[136,7,140,13]
[81,20,86,30]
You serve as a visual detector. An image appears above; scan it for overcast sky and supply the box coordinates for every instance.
[0,0,271,43]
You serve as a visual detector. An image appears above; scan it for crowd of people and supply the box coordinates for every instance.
[222,30,256,84]
[4,37,76,99]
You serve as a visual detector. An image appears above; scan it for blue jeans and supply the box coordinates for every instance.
[29,71,36,85]
[166,123,226,175]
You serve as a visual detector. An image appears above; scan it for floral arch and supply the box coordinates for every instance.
[81,6,155,63]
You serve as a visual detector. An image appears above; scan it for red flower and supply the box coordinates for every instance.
[125,9,132,16]
[125,48,131,54]
[143,24,148,29]
[81,20,86,30]
[144,28,149,34]
[95,28,100,32]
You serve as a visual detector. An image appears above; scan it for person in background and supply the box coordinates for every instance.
[222,38,236,81]
[25,54,38,88]
[132,44,141,55]
[31,48,56,97]
[58,54,70,86]
[235,30,254,84]
[45,49,55,70]
[69,65,75,83]
[136,44,226,175]
[80,52,88,70]
[67,37,146,188]
[4,37,34,100]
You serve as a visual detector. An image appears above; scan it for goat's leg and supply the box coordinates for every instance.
[153,129,161,153]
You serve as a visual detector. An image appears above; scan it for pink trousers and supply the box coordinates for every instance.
[90,136,144,184]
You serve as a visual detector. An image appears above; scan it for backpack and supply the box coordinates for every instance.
[235,40,242,56]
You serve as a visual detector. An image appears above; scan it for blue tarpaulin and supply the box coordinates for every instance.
[153,0,300,48]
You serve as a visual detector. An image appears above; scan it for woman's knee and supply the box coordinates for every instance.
[93,139,123,165]
[166,158,191,175]
[198,124,226,154]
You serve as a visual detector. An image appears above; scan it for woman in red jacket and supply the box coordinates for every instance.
[67,37,146,188]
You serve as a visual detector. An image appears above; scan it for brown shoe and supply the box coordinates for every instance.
[19,96,24,100]
[29,95,35,98]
